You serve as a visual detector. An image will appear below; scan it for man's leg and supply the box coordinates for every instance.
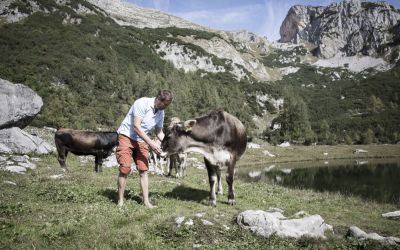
[116,135,134,207]
[117,173,128,207]
[139,170,155,208]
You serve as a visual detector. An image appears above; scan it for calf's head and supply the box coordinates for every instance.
[161,119,196,155]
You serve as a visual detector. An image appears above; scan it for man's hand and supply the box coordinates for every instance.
[149,140,162,155]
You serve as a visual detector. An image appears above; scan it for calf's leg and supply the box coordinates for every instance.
[226,160,236,205]
[204,158,217,207]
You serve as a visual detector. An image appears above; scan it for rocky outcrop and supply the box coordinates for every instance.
[0,127,55,154]
[237,209,333,238]
[382,211,400,220]
[0,78,43,129]
[87,0,207,31]
[347,226,400,246]
[280,0,400,59]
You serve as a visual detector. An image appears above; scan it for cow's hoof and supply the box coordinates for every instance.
[228,199,236,206]
[208,200,217,207]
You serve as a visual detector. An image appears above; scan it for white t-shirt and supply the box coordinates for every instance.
[117,97,164,142]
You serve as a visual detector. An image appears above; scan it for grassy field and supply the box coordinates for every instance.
[1,145,400,249]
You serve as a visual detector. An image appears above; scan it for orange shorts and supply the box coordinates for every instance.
[116,134,149,174]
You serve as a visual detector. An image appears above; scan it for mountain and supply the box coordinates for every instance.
[280,0,400,60]
[0,0,399,145]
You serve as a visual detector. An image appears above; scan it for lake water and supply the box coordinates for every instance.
[238,158,400,204]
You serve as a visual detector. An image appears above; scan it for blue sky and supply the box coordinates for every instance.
[126,0,400,42]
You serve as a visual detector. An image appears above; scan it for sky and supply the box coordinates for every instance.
[127,0,400,42]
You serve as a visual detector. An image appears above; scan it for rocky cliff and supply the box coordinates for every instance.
[280,0,400,59]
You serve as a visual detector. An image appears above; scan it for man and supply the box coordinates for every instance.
[116,90,173,208]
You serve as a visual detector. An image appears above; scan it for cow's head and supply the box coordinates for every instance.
[161,119,196,155]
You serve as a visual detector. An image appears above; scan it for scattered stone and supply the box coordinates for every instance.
[201,219,214,226]
[195,213,205,218]
[49,174,65,180]
[247,143,260,149]
[382,211,400,220]
[3,180,17,186]
[354,149,368,154]
[4,165,27,174]
[237,210,333,239]
[18,161,36,170]
[248,170,262,178]
[223,225,230,231]
[347,226,400,246]
[175,216,185,227]
[278,142,290,148]
[323,152,328,156]
[0,155,8,161]
[184,219,194,226]
[11,155,29,162]
[264,165,276,172]
[263,150,276,157]
[281,168,292,174]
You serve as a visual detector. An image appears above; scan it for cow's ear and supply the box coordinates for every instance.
[183,119,196,132]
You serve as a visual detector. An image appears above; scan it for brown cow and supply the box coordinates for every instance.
[161,110,247,206]
[54,128,118,172]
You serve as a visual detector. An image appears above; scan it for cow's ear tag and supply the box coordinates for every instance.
[183,120,196,132]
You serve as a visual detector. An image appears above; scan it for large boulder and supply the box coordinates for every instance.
[0,78,43,129]
[237,210,333,239]
[0,127,55,154]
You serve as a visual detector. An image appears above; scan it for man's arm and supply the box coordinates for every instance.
[155,127,164,142]
[133,116,162,155]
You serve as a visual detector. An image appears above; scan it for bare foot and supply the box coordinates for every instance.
[117,200,124,207]
[144,203,157,209]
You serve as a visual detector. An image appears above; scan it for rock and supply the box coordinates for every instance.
[263,150,276,157]
[175,216,185,227]
[0,78,43,129]
[184,219,194,226]
[248,170,262,178]
[354,149,368,154]
[382,211,400,220]
[0,155,8,161]
[278,142,290,147]
[11,155,29,162]
[3,180,17,185]
[347,226,400,246]
[201,219,214,226]
[247,143,261,149]
[49,174,65,180]
[0,127,55,154]
[237,210,333,239]
[279,0,400,59]
[3,165,27,174]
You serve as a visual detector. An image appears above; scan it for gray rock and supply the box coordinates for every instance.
[11,155,30,162]
[237,210,333,239]
[280,0,400,59]
[382,211,400,220]
[3,165,27,174]
[0,78,43,129]
[347,226,400,246]
[0,127,55,154]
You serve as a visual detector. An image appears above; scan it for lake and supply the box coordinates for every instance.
[238,158,400,204]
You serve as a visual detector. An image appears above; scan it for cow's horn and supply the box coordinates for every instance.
[183,119,196,132]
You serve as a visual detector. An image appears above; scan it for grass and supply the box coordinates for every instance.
[1,145,400,249]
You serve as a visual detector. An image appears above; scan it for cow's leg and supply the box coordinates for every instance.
[181,155,187,177]
[95,155,103,173]
[226,161,236,205]
[216,167,223,195]
[167,156,173,176]
[204,158,217,207]
[56,145,68,172]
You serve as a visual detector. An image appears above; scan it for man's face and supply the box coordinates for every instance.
[156,98,172,110]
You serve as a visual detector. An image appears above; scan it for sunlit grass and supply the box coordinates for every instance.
[1,146,399,249]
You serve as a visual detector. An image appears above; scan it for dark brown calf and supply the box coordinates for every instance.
[54,128,118,172]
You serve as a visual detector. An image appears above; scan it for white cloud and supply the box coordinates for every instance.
[172,4,264,32]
